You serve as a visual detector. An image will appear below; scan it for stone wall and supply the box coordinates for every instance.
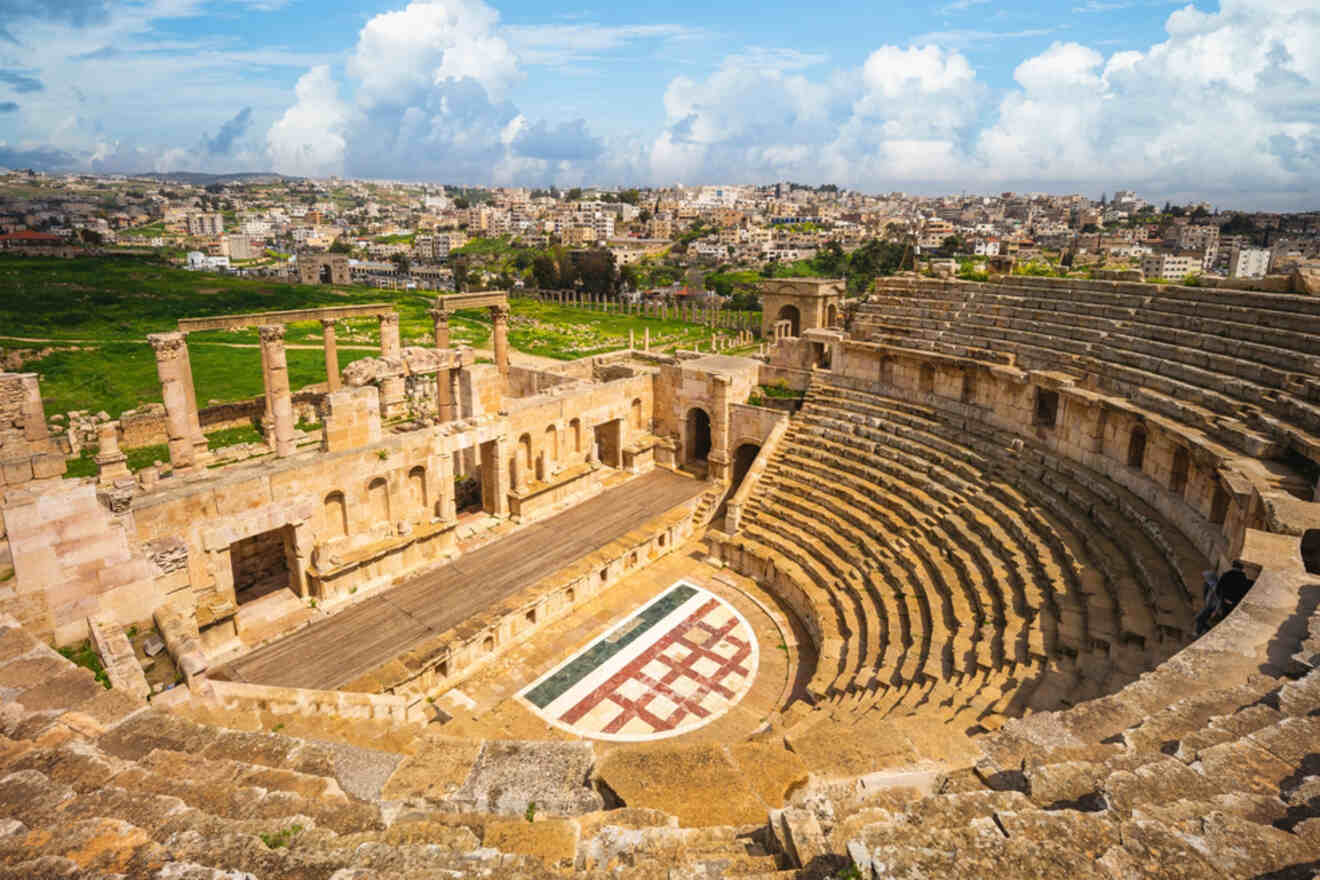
[119,389,327,449]
[0,372,64,487]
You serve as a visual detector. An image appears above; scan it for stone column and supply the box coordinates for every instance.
[512,450,528,493]
[629,329,635,350]
[430,307,450,348]
[437,447,456,522]
[377,312,406,419]
[433,367,452,422]
[709,374,732,483]
[147,332,196,472]
[321,318,341,392]
[491,304,510,379]
[177,336,208,462]
[258,337,274,435]
[258,325,295,458]
[379,312,401,358]
[644,328,650,350]
[95,420,130,484]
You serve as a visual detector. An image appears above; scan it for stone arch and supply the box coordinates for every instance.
[826,302,838,327]
[408,465,427,514]
[518,433,533,470]
[544,424,558,465]
[685,407,712,465]
[775,304,800,337]
[1127,425,1148,470]
[732,442,760,485]
[367,476,390,523]
[1170,446,1190,498]
[570,417,583,453]
[630,397,643,431]
[323,491,347,539]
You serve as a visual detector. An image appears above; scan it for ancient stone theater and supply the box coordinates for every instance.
[0,275,1317,878]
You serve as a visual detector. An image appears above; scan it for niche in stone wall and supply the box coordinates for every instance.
[1170,447,1190,498]
[1127,425,1148,470]
[1034,389,1059,429]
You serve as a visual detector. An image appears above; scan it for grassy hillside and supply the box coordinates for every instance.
[0,256,749,421]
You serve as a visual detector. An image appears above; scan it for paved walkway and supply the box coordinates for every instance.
[223,469,706,690]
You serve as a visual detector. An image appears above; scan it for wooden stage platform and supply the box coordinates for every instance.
[222,469,706,690]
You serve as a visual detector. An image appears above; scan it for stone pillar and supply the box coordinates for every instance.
[258,337,274,435]
[644,328,650,350]
[95,420,130,484]
[379,312,402,358]
[321,318,341,392]
[491,304,510,379]
[512,451,529,493]
[437,447,456,522]
[258,325,295,458]
[177,337,208,462]
[377,312,406,419]
[147,332,196,472]
[629,329,635,350]
[430,307,450,348]
[436,365,457,423]
[709,374,732,483]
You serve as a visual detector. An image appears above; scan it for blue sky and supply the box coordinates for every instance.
[1,0,1317,209]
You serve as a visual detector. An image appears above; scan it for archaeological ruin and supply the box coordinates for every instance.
[0,273,1317,877]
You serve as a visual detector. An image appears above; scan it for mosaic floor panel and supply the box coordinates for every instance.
[518,581,759,741]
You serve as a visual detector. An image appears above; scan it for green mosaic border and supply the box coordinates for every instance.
[522,583,698,709]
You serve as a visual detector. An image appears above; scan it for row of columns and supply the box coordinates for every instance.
[533,291,758,334]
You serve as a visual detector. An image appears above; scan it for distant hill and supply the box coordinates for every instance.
[138,172,299,186]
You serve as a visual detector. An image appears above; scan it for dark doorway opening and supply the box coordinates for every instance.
[231,527,294,605]
[776,304,801,337]
[686,407,712,465]
[732,443,760,485]
[594,419,623,468]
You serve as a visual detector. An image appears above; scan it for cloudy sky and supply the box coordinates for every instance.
[0,0,1317,208]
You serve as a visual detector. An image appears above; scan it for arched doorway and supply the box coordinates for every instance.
[826,303,838,327]
[319,262,332,284]
[685,407,712,465]
[732,443,760,485]
[775,304,801,337]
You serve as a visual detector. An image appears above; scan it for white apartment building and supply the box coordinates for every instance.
[1141,252,1203,280]
[186,213,223,237]
[1228,246,1271,279]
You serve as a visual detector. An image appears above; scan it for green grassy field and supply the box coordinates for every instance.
[0,256,754,421]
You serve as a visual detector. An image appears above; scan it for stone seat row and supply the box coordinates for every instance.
[809,381,1201,624]
[862,281,1320,458]
[724,377,1202,728]
[834,546,1320,876]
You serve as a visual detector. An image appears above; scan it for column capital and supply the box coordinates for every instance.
[490,304,510,322]
[428,308,449,323]
[147,331,186,359]
[379,311,400,327]
[320,317,337,329]
[258,324,286,344]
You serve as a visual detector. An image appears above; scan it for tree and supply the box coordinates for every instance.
[329,238,352,254]
[453,197,470,210]
[1190,205,1210,219]
[937,235,966,258]
[1081,223,1099,234]
[815,240,847,276]
[639,209,652,224]
[390,253,410,274]
[565,188,583,202]
[452,258,469,292]
[531,254,559,289]
[618,189,641,206]
[575,249,617,297]
[619,263,640,292]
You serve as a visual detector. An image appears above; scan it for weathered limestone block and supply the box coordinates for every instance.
[153,601,207,686]
[449,740,602,817]
[769,806,827,870]
[87,614,150,700]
